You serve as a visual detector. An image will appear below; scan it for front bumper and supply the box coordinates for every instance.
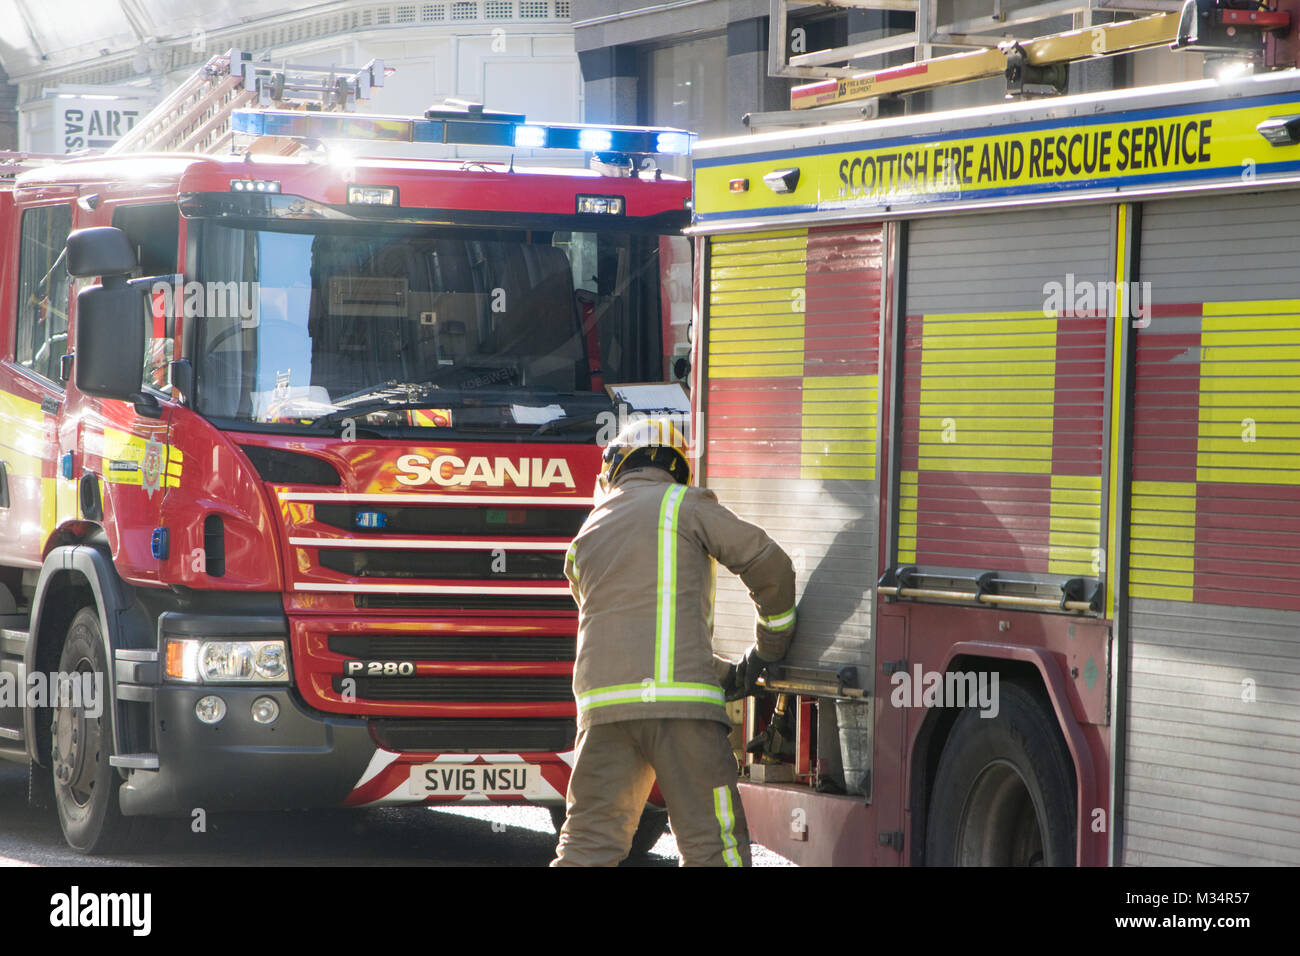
[118,685,576,816]
[119,685,375,816]
[116,607,577,816]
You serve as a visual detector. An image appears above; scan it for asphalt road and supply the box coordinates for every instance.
[0,762,793,867]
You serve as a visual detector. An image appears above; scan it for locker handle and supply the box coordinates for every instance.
[877,584,1095,613]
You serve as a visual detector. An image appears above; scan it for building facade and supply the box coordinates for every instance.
[1,1,581,159]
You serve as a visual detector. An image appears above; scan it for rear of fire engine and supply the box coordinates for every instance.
[0,53,694,853]
[691,1,1300,866]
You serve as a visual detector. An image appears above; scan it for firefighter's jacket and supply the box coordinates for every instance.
[564,467,796,731]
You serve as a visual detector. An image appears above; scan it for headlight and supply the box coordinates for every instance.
[165,639,291,684]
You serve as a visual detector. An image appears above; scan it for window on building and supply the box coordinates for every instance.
[643,34,728,139]
[16,204,73,383]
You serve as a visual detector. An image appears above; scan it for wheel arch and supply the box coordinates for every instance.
[22,545,152,765]
[905,642,1101,867]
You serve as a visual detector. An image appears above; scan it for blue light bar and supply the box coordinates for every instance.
[513,125,547,148]
[232,110,694,156]
[578,129,613,152]
[655,132,692,156]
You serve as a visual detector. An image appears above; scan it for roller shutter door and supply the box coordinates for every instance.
[899,207,1112,583]
[703,224,882,673]
[1123,190,1300,865]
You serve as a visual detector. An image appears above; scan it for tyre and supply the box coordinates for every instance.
[626,807,669,858]
[51,608,138,854]
[548,805,669,860]
[925,680,1076,866]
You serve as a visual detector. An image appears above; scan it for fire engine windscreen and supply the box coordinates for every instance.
[192,222,668,432]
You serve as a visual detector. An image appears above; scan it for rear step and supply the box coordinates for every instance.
[0,615,29,746]
[1,622,29,657]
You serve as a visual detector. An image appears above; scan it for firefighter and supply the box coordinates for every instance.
[552,417,796,867]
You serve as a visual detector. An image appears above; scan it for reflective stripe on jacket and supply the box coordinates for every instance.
[565,467,796,730]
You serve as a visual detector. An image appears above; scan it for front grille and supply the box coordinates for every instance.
[355,594,576,611]
[330,634,575,661]
[370,718,577,753]
[319,549,564,580]
[334,675,573,702]
[315,504,586,537]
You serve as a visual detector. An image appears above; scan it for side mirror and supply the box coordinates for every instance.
[75,282,147,403]
[67,227,151,406]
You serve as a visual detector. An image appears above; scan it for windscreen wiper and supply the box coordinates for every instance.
[533,413,607,437]
[310,381,447,430]
[311,398,452,431]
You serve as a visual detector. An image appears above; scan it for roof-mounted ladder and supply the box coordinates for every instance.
[107,49,390,155]
[0,150,64,180]
[770,0,1293,111]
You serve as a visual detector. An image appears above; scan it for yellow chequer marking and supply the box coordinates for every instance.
[711,248,808,266]
[917,415,1053,430]
[801,375,876,480]
[96,427,184,489]
[920,360,1058,376]
[897,470,918,562]
[709,230,809,380]
[925,310,1055,478]
[1128,479,1195,601]
[0,389,49,478]
[917,309,1056,475]
[921,392,1056,408]
[1202,298,1300,318]
[1196,299,1300,486]
[1129,523,1195,542]
[711,303,809,320]
[917,332,1058,350]
[711,264,807,284]
[710,326,804,341]
[922,346,1060,363]
[1050,473,1102,575]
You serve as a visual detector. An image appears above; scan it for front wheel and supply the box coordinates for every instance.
[51,608,138,854]
[925,680,1076,866]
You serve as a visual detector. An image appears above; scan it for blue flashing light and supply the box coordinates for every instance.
[578,129,613,152]
[656,131,692,156]
[60,452,74,480]
[513,125,547,149]
[355,511,387,530]
[151,527,169,561]
[231,109,694,157]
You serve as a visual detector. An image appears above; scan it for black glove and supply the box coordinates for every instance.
[723,646,779,702]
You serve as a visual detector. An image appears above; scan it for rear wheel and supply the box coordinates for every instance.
[51,608,138,855]
[925,681,1076,866]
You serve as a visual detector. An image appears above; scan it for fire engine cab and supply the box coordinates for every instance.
[0,51,693,854]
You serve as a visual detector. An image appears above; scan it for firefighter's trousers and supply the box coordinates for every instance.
[551,717,751,867]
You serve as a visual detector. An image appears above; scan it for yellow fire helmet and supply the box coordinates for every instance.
[599,416,692,489]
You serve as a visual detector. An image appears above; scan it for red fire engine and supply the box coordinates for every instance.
[0,51,692,854]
